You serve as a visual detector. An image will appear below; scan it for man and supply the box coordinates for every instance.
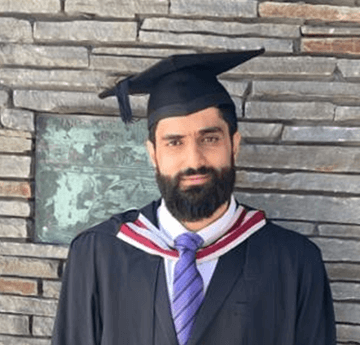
[52,49,336,345]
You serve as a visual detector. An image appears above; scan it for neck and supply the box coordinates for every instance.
[181,201,229,232]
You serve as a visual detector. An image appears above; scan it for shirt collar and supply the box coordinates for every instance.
[158,195,237,247]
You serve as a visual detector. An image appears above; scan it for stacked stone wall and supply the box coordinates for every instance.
[0,0,360,343]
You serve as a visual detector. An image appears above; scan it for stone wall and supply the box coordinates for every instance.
[0,0,359,343]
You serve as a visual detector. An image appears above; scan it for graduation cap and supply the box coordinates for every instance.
[99,48,265,130]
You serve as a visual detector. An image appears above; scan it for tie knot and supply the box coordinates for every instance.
[174,232,204,253]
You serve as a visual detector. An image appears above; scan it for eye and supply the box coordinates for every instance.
[202,136,220,144]
[167,139,183,147]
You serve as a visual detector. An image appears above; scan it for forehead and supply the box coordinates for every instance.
[155,107,228,138]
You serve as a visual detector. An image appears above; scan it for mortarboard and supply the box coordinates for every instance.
[99,48,265,130]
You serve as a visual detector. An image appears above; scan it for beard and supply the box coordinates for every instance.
[155,162,235,222]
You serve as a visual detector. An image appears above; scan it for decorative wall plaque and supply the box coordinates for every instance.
[35,115,160,244]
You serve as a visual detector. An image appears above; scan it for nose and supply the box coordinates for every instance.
[184,140,206,170]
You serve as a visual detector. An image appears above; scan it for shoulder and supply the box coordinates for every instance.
[258,222,314,243]
[252,220,318,249]
[68,199,161,253]
[240,202,321,259]
[248,221,323,270]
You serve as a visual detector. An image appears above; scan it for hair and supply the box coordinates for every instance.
[148,105,237,145]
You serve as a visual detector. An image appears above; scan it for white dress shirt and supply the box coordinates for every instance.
[157,195,237,300]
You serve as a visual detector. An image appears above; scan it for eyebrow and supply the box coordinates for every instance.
[161,126,224,141]
[161,134,185,141]
[199,126,224,135]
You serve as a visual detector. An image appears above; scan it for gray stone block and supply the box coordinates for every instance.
[338,59,360,79]
[237,145,360,173]
[0,295,57,317]
[0,242,68,259]
[0,18,32,43]
[0,129,32,139]
[142,18,299,38]
[325,263,360,282]
[0,91,9,107]
[0,44,88,68]
[0,0,60,13]
[0,336,50,345]
[230,56,335,77]
[33,316,54,336]
[237,122,282,139]
[0,256,59,279]
[334,302,360,324]
[14,90,122,115]
[0,218,27,238]
[35,21,137,43]
[0,314,28,335]
[90,55,160,73]
[43,280,62,299]
[337,324,360,343]
[331,282,360,300]
[319,224,360,238]
[0,69,116,92]
[233,97,243,117]
[171,0,257,17]
[252,81,360,100]
[0,136,31,153]
[312,238,360,262]
[139,31,293,53]
[302,25,360,36]
[335,106,360,121]
[0,155,31,178]
[270,220,315,235]
[66,0,168,17]
[245,102,335,120]
[1,109,34,132]
[235,171,360,194]
[92,47,196,56]
[234,192,360,224]
[0,201,30,217]
[218,80,248,97]
[282,126,360,142]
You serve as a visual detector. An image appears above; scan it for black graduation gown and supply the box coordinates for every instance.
[51,200,336,345]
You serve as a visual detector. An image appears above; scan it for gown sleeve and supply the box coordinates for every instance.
[51,232,102,345]
[295,240,336,345]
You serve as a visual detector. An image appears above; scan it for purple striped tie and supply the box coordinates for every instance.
[172,233,204,345]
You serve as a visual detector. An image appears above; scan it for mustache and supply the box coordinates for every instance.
[178,166,214,177]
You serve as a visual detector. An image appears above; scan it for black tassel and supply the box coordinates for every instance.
[98,88,115,99]
[98,76,133,124]
[114,77,133,124]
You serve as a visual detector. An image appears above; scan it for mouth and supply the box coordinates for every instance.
[180,174,210,187]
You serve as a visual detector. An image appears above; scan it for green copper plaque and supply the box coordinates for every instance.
[35,115,160,244]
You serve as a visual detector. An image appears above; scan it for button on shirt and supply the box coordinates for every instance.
[157,195,237,299]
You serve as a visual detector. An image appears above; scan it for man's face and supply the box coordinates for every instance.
[147,107,241,221]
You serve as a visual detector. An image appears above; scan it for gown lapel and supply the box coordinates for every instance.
[188,240,248,345]
[154,260,178,345]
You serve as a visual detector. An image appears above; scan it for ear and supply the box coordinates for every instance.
[232,131,241,159]
[146,140,157,167]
